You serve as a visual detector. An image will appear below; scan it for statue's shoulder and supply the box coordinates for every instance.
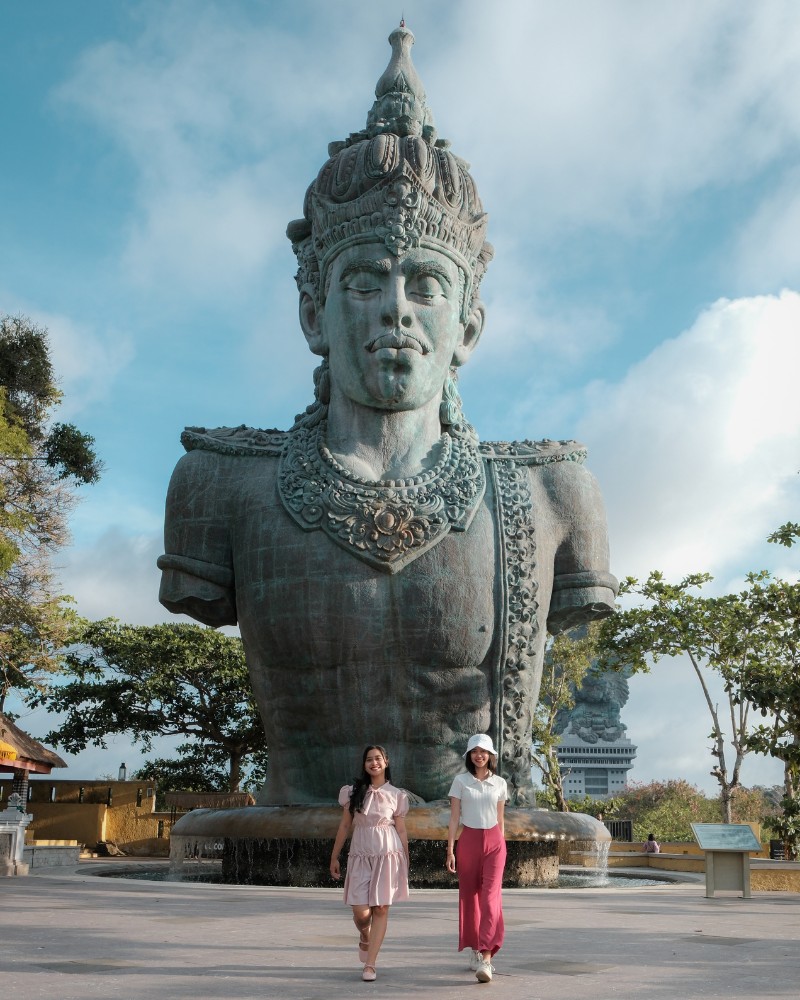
[479,438,587,467]
[180,425,288,458]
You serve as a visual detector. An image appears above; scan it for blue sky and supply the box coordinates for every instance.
[2,0,799,795]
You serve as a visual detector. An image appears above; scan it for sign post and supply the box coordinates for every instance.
[691,823,762,899]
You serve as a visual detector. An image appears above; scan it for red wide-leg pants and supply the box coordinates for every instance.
[456,824,506,956]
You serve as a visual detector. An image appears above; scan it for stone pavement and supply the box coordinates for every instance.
[1,862,798,1000]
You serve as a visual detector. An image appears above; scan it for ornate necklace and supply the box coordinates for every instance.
[278,418,486,573]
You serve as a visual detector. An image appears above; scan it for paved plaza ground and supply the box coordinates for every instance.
[1,862,798,1000]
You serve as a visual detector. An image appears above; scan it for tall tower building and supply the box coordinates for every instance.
[554,668,637,800]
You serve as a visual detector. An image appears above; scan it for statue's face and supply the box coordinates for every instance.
[301,243,482,412]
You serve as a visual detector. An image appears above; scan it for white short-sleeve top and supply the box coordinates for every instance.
[448,772,508,829]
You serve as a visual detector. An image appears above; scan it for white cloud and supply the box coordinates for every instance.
[50,2,800,302]
[734,168,800,292]
[579,290,800,580]
[436,1,800,239]
[120,165,288,294]
[57,529,169,624]
[52,1,376,301]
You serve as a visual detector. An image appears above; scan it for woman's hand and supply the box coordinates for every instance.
[447,796,461,874]
[329,803,352,880]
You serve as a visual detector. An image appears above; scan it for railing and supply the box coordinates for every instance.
[602,819,633,842]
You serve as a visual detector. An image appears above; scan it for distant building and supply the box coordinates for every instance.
[553,666,637,801]
[557,731,637,799]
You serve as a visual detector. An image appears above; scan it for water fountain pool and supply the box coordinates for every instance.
[91,863,677,889]
[160,803,612,888]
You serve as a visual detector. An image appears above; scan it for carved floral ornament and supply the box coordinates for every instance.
[277,419,486,573]
[375,180,422,255]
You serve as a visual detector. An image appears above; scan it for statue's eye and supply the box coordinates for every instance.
[410,274,445,299]
[345,273,381,294]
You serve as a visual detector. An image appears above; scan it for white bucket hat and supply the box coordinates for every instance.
[463,733,497,757]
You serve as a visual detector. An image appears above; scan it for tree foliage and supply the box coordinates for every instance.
[596,571,792,823]
[531,624,600,812]
[0,559,79,713]
[37,621,266,792]
[136,743,269,802]
[602,780,777,842]
[767,522,800,548]
[735,530,800,858]
[0,314,101,710]
[603,779,719,841]
[1,314,101,569]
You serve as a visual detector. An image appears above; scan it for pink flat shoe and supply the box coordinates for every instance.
[362,965,377,982]
[358,931,370,958]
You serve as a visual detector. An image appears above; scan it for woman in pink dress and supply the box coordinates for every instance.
[330,745,410,982]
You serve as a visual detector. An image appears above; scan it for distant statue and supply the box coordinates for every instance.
[158,25,617,806]
[556,669,630,744]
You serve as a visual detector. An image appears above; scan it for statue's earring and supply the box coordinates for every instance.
[440,368,463,427]
[313,357,331,404]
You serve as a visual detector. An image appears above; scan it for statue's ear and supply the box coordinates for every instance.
[451,302,485,367]
[299,291,327,356]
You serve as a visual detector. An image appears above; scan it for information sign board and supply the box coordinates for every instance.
[691,823,761,852]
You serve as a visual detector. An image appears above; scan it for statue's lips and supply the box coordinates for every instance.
[366,332,431,355]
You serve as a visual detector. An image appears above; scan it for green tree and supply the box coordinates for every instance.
[767,522,800,548]
[531,624,599,812]
[596,571,786,823]
[1,315,101,570]
[0,557,79,713]
[0,315,101,710]
[606,779,722,842]
[136,742,269,802]
[735,531,800,858]
[603,780,777,842]
[37,621,266,792]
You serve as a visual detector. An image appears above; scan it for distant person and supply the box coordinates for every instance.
[330,745,410,982]
[447,734,508,984]
[644,833,660,854]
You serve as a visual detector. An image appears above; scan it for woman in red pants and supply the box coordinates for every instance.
[446,734,508,983]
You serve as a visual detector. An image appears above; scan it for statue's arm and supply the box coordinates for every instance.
[157,449,237,627]
[544,460,618,634]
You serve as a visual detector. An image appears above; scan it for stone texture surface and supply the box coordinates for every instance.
[2,865,799,1000]
[158,26,618,806]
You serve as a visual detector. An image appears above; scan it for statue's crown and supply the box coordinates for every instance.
[287,24,493,309]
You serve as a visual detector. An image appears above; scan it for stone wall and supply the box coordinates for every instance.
[1,778,173,854]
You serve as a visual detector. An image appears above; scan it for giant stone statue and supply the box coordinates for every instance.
[158,25,618,808]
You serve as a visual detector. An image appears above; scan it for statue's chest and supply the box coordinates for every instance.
[231,484,497,669]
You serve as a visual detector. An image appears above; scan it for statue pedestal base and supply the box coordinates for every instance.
[170,803,608,888]
[219,835,561,887]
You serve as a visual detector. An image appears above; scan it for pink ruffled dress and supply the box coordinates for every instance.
[338,782,410,906]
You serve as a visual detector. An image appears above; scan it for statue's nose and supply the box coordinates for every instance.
[382,313,413,328]
[381,280,413,328]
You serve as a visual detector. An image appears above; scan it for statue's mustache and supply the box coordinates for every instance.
[366,330,432,354]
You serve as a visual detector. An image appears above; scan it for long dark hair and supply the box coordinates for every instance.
[349,745,392,816]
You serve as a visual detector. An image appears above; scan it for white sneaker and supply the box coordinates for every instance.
[468,949,482,971]
[476,958,494,983]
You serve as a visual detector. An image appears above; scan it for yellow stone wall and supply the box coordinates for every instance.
[24,803,107,844]
[1,778,174,855]
[751,868,800,892]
